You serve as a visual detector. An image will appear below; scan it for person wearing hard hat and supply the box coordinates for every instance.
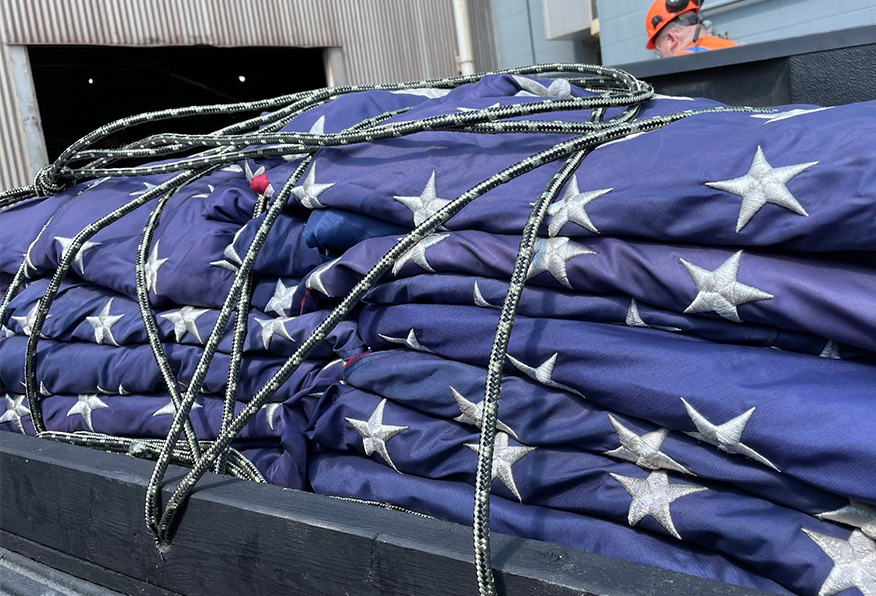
[646,0,741,58]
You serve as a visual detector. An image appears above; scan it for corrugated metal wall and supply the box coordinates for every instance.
[0,0,497,190]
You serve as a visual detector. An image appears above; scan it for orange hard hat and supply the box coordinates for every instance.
[645,0,703,49]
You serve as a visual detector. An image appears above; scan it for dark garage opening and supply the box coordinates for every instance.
[29,45,327,161]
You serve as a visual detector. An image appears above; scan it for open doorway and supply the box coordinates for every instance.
[28,45,327,160]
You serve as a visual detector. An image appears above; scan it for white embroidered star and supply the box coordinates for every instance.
[450,386,517,439]
[0,394,31,434]
[129,182,157,196]
[680,251,773,323]
[152,399,203,417]
[466,432,535,502]
[12,303,51,337]
[265,279,298,316]
[680,397,779,471]
[473,280,499,309]
[21,381,51,396]
[546,177,611,236]
[506,353,584,397]
[292,164,334,209]
[161,306,209,344]
[244,160,266,182]
[378,329,434,353]
[390,88,451,98]
[96,384,129,396]
[144,240,168,294]
[610,470,706,539]
[802,529,876,596]
[66,393,109,431]
[262,402,282,431]
[221,164,244,174]
[0,324,15,338]
[209,226,246,272]
[255,316,296,350]
[820,339,841,360]
[512,75,572,99]
[392,233,448,276]
[605,414,691,475]
[284,115,325,162]
[457,102,501,112]
[191,184,215,199]
[54,236,101,274]
[393,171,450,227]
[652,93,695,101]
[526,237,594,289]
[817,501,876,540]
[706,146,817,232]
[625,299,681,332]
[304,257,341,297]
[22,237,39,279]
[750,107,830,124]
[86,298,124,346]
[345,399,408,473]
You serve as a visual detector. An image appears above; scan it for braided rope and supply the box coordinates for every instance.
[0,63,777,595]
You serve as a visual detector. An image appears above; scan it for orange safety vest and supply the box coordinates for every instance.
[678,35,741,55]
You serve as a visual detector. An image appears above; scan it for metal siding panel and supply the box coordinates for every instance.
[0,44,28,189]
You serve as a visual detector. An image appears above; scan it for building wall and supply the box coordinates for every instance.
[490,0,598,69]
[597,0,876,66]
[0,0,497,190]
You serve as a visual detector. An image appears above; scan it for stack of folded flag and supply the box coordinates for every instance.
[2,72,874,596]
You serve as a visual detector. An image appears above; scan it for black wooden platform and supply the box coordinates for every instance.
[616,24,876,107]
[0,432,772,596]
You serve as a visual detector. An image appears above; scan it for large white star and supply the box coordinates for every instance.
[526,237,594,289]
[54,236,101,274]
[284,115,325,162]
[66,393,109,431]
[820,340,841,360]
[97,384,129,396]
[161,305,209,344]
[152,399,203,417]
[450,386,517,439]
[506,353,584,397]
[11,303,49,337]
[818,501,876,540]
[292,164,334,209]
[305,257,341,297]
[265,279,298,316]
[706,146,817,232]
[262,402,282,431]
[129,182,157,196]
[466,432,536,502]
[680,397,779,471]
[0,394,31,434]
[393,171,450,227]
[378,328,434,353]
[390,88,451,99]
[255,316,296,350]
[144,240,168,294]
[605,414,691,475]
[22,237,39,279]
[86,298,124,346]
[625,299,681,332]
[345,399,408,473]
[209,226,246,272]
[680,251,773,323]
[610,470,705,539]
[546,177,611,236]
[750,107,830,124]
[473,280,499,309]
[512,75,571,99]
[802,529,876,596]
[392,233,448,276]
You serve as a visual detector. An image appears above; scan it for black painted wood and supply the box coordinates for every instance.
[611,25,876,107]
[0,432,771,596]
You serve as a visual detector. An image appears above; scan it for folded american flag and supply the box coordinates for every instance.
[2,70,875,596]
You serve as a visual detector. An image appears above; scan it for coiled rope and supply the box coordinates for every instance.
[0,63,774,596]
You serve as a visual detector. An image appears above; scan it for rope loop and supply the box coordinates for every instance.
[32,165,70,196]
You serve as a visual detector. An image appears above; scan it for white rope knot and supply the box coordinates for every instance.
[33,167,69,196]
